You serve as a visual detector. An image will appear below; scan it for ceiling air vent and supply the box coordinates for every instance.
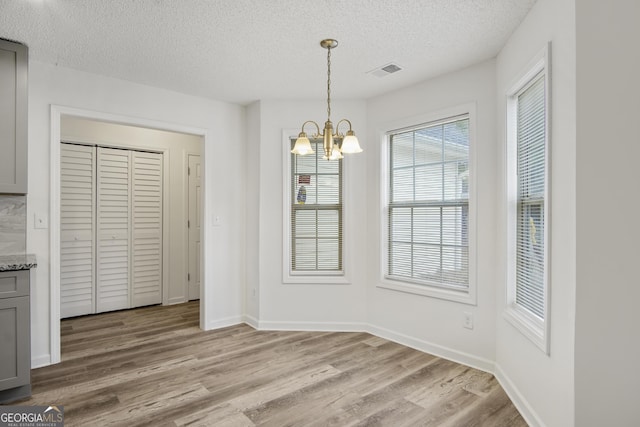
[367,62,403,78]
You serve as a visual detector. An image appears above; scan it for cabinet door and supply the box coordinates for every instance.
[0,270,29,299]
[0,296,29,391]
[0,39,27,194]
[131,151,163,307]
[96,147,131,313]
[60,144,96,318]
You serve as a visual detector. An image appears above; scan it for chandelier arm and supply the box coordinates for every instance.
[300,120,322,138]
[334,119,354,137]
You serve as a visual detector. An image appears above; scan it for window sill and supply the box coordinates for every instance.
[283,273,350,285]
[378,277,476,305]
[503,304,549,354]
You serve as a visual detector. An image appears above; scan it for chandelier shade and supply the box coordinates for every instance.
[290,131,314,155]
[338,129,363,154]
[291,39,363,160]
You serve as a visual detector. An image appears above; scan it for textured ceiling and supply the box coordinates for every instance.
[0,0,536,105]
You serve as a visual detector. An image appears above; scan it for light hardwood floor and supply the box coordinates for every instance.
[21,302,526,426]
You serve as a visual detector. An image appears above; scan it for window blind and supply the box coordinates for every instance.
[388,116,469,289]
[516,74,546,319]
[290,139,343,272]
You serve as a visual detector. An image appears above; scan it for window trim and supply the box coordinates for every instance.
[504,43,551,354]
[282,129,350,284]
[379,103,477,305]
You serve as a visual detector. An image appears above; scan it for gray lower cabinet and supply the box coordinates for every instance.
[0,38,28,194]
[0,270,31,403]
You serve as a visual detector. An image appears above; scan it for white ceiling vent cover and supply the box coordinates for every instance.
[367,63,403,78]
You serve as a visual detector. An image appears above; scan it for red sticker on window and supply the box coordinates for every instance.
[298,175,311,184]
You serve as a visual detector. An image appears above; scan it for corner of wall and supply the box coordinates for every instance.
[494,363,546,427]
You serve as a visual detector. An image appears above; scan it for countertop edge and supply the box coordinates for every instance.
[0,254,38,272]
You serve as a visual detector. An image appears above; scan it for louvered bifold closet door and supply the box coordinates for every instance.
[60,144,96,317]
[96,147,131,313]
[131,151,163,307]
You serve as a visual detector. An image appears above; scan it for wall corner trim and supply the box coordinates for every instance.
[31,354,52,369]
[494,363,546,427]
[243,315,259,329]
[205,315,244,331]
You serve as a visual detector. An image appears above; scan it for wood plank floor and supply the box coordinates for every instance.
[20,302,526,426]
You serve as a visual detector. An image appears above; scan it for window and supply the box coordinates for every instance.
[385,114,472,300]
[288,138,343,276]
[505,45,550,353]
[516,76,546,317]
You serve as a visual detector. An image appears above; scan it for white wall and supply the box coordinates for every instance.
[252,99,368,329]
[60,116,202,305]
[575,1,640,425]
[365,59,498,370]
[494,0,576,425]
[28,61,246,366]
[244,101,261,323]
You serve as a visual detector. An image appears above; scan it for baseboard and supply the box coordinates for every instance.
[243,314,259,329]
[0,384,31,404]
[167,296,186,305]
[31,354,52,369]
[245,319,493,373]
[206,315,244,330]
[256,320,367,332]
[494,363,545,427]
[366,324,495,374]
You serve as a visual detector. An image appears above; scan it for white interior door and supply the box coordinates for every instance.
[60,143,96,317]
[188,154,201,301]
[96,147,131,313]
[131,151,163,307]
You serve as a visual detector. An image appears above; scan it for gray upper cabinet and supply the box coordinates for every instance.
[0,39,27,194]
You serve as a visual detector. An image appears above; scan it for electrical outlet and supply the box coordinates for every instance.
[463,312,474,330]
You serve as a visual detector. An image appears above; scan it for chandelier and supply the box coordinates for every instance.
[291,39,363,160]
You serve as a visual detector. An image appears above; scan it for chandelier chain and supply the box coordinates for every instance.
[327,45,331,122]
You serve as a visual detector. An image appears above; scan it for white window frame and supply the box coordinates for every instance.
[282,130,350,284]
[379,103,477,305]
[504,43,551,354]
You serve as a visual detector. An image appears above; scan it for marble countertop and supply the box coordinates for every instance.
[0,253,37,271]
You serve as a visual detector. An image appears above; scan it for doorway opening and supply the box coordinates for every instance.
[50,106,208,365]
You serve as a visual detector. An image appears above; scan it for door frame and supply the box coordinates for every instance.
[50,105,209,364]
[186,152,202,301]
